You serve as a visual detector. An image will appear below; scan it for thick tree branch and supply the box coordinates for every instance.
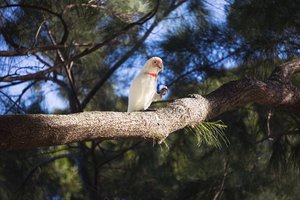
[0,66,57,82]
[0,45,73,57]
[206,58,300,118]
[0,58,299,150]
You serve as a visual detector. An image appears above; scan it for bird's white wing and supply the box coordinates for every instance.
[128,75,145,112]
[143,77,157,110]
[128,75,156,112]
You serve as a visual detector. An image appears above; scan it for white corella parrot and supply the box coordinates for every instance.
[127,57,168,112]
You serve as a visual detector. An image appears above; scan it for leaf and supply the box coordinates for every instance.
[186,121,229,149]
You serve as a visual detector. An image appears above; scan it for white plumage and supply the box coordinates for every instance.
[127,57,167,112]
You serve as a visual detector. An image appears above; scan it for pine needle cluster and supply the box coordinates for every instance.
[186,121,229,149]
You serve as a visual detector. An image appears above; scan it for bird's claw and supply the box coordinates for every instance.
[188,94,201,98]
[160,85,168,96]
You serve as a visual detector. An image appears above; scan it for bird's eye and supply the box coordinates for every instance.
[153,60,157,64]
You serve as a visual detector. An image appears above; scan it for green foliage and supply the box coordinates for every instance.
[1,0,300,199]
[228,0,300,58]
[186,121,229,149]
[107,0,150,22]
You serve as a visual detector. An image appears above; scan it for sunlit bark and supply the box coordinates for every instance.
[0,58,299,150]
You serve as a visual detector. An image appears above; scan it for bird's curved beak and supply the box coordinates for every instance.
[157,63,164,72]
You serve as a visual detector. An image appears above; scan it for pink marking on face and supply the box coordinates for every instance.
[156,59,162,65]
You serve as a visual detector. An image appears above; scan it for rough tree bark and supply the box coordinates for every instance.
[0,58,299,150]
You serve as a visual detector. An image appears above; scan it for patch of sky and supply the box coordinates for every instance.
[277,44,288,60]
[116,0,233,97]
[113,53,145,96]
[1,0,234,113]
[0,2,22,26]
[0,52,67,113]
[203,0,230,24]
[4,78,66,113]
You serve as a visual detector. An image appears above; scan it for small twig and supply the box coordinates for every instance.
[69,0,160,62]
[212,159,229,200]
[45,24,65,62]
[0,91,26,114]
[33,20,46,47]
[80,0,185,109]
[63,3,105,14]
[255,129,300,144]
[97,142,142,168]
[45,24,82,111]
[267,110,273,139]
[0,81,25,89]
[167,49,240,88]
[33,53,53,68]
[0,66,57,82]
[16,154,77,193]
[0,3,69,45]
[15,80,39,104]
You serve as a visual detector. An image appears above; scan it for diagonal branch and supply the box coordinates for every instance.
[0,91,26,114]
[206,58,300,118]
[70,0,160,62]
[4,80,38,114]
[0,58,299,150]
[0,1,159,58]
[45,24,82,112]
[0,1,160,85]
[81,20,158,109]
[167,52,236,88]
[0,45,71,57]
[0,67,57,82]
[0,3,69,44]
[16,154,77,192]
[81,0,185,109]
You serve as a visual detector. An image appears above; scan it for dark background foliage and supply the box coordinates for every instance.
[0,0,299,199]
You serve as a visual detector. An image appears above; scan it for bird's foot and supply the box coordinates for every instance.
[160,85,168,97]
[188,94,202,99]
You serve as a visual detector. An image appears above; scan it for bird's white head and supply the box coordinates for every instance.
[142,57,164,74]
